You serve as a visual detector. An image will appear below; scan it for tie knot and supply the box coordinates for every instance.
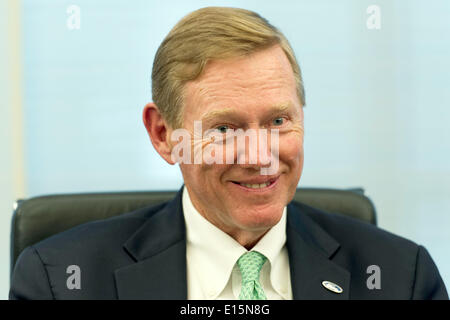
[237,251,267,284]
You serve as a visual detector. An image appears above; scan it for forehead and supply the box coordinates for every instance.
[183,45,299,119]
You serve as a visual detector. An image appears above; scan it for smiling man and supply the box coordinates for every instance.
[10,7,447,300]
[147,44,304,251]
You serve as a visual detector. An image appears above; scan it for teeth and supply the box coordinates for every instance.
[239,182,270,189]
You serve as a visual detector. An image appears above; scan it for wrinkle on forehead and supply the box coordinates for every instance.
[183,45,299,116]
[186,75,295,113]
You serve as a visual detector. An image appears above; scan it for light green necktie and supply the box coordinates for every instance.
[237,251,268,300]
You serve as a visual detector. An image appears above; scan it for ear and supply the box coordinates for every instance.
[143,102,176,165]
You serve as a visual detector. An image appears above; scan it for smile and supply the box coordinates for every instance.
[239,182,271,189]
[230,176,279,191]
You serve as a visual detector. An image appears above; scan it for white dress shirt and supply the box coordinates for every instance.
[182,187,293,300]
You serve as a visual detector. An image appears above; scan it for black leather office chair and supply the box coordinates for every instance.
[10,187,376,277]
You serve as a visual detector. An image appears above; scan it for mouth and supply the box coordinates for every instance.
[230,175,280,191]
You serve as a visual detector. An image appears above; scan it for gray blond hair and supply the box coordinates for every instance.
[152,7,305,128]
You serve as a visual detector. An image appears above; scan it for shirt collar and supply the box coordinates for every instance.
[252,207,287,265]
[252,207,288,298]
[182,186,288,299]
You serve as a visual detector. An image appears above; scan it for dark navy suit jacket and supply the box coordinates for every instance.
[9,188,448,299]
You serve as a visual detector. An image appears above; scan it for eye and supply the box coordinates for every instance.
[272,117,285,126]
[215,125,229,133]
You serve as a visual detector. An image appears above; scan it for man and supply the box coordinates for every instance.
[10,7,447,300]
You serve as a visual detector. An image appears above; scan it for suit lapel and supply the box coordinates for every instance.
[287,202,351,300]
[114,189,187,299]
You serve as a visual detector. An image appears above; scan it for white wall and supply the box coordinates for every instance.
[0,0,26,300]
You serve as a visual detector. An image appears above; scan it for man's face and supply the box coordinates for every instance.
[178,45,304,237]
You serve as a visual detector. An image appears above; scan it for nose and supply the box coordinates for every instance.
[235,128,277,169]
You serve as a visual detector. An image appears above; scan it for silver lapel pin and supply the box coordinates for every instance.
[322,280,343,294]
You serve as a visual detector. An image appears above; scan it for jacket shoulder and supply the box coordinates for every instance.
[10,201,170,299]
[289,201,448,299]
[16,201,169,270]
[291,200,418,251]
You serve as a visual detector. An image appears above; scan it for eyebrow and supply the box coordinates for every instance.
[200,103,294,124]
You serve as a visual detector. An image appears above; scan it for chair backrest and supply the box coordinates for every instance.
[10,187,376,277]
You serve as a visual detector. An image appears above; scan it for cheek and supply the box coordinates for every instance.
[180,163,230,185]
[279,134,304,191]
[279,128,304,164]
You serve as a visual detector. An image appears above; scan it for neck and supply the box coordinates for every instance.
[199,208,272,249]
[228,229,270,250]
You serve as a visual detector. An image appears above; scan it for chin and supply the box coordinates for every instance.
[233,206,284,230]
